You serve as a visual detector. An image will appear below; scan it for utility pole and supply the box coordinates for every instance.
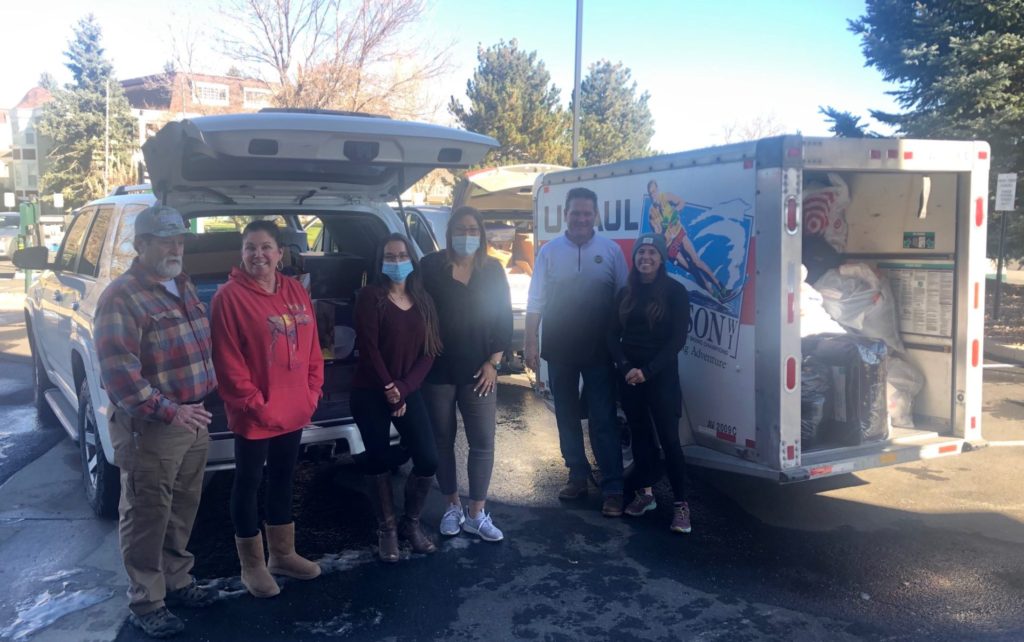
[104,79,110,194]
[571,0,583,168]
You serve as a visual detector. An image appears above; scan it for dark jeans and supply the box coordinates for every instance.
[619,368,687,502]
[547,361,623,496]
[422,383,497,501]
[351,388,438,477]
[231,429,303,538]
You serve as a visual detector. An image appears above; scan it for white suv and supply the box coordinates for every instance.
[14,111,495,517]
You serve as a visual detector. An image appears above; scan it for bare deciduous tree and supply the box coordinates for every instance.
[219,0,450,118]
[720,114,787,144]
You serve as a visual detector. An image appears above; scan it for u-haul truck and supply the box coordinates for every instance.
[533,135,989,482]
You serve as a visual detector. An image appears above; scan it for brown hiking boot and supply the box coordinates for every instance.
[557,477,588,500]
[601,494,624,517]
[128,607,184,639]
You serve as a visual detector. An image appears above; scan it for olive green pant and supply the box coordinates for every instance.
[110,410,209,615]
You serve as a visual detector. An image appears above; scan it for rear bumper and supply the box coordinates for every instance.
[206,421,366,471]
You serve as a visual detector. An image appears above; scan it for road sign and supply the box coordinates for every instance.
[995,173,1017,212]
[3,192,13,208]
[53,193,64,209]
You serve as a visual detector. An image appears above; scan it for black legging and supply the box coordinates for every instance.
[351,388,438,477]
[619,368,687,502]
[231,429,304,538]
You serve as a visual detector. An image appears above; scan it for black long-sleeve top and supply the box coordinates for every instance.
[607,277,690,380]
[421,251,513,385]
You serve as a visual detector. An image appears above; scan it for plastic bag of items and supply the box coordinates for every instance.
[814,263,905,354]
[801,265,846,337]
[800,359,832,448]
[802,173,850,253]
[802,334,888,446]
[886,355,924,428]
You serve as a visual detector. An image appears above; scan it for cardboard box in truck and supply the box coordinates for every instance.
[533,136,989,482]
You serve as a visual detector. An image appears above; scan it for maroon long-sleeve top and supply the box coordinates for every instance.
[352,285,434,408]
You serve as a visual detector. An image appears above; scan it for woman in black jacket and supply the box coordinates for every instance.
[421,206,513,542]
[607,234,692,533]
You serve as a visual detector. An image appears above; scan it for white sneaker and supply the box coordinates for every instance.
[463,511,504,542]
[439,503,465,536]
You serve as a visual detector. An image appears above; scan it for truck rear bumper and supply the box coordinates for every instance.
[684,427,968,483]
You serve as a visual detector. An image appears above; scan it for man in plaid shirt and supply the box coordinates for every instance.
[95,205,218,639]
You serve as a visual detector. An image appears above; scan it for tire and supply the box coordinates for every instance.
[28,328,57,425]
[78,380,121,519]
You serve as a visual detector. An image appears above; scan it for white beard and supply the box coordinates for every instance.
[154,257,183,280]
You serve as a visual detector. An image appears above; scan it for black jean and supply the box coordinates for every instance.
[231,429,304,538]
[351,388,438,477]
[619,367,687,502]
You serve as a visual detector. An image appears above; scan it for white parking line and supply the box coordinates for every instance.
[987,441,1024,447]
[983,363,1019,369]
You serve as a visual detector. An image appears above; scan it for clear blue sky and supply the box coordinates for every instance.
[1,0,900,152]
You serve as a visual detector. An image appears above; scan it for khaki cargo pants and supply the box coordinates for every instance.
[110,409,209,615]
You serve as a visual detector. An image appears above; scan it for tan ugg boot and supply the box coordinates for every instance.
[234,534,281,598]
[265,522,321,580]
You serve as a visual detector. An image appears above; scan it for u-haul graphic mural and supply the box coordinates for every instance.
[535,160,758,450]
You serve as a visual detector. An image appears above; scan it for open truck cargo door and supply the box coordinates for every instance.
[533,136,989,482]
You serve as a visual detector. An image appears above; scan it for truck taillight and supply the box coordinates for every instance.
[972,340,980,367]
[976,198,984,227]
[785,357,797,391]
[785,196,799,233]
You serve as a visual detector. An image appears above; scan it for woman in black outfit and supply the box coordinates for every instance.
[421,206,513,542]
[607,234,693,533]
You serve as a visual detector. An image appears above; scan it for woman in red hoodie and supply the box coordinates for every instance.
[210,220,323,598]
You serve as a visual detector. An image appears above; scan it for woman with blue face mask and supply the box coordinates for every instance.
[420,207,513,542]
[352,233,443,562]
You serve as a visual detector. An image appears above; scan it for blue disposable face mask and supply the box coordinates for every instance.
[451,234,481,256]
[382,259,414,282]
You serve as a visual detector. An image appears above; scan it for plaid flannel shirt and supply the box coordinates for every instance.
[95,259,216,423]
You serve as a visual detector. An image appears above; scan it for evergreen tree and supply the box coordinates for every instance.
[37,15,137,209]
[818,106,878,138]
[575,60,654,166]
[850,0,1024,257]
[449,40,570,166]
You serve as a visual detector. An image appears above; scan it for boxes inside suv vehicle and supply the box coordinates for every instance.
[14,110,496,517]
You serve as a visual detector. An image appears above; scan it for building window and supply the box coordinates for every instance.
[194,82,229,106]
[24,129,35,145]
[243,87,271,109]
[28,174,38,189]
[21,149,36,160]
[12,149,20,160]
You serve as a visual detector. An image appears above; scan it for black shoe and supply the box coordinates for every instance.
[128,607,184,639]
[165,579,217,608]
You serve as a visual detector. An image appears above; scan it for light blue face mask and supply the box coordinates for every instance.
[451,234,481,256]
[381,259,414,282]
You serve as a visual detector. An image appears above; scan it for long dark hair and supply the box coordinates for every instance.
[445,205,488,268]
[373,233,443,357]
[619,260,669,329]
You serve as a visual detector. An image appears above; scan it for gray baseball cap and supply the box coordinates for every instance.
[134,205,194,238]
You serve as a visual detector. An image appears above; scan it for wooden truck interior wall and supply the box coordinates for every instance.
[806,170,960,433]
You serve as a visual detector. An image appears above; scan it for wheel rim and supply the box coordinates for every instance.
[82,397,101,492]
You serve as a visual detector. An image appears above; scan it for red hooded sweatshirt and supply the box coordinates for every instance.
[211,267,324,440]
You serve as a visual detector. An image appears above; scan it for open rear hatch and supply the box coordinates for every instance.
[143,111,497,207]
